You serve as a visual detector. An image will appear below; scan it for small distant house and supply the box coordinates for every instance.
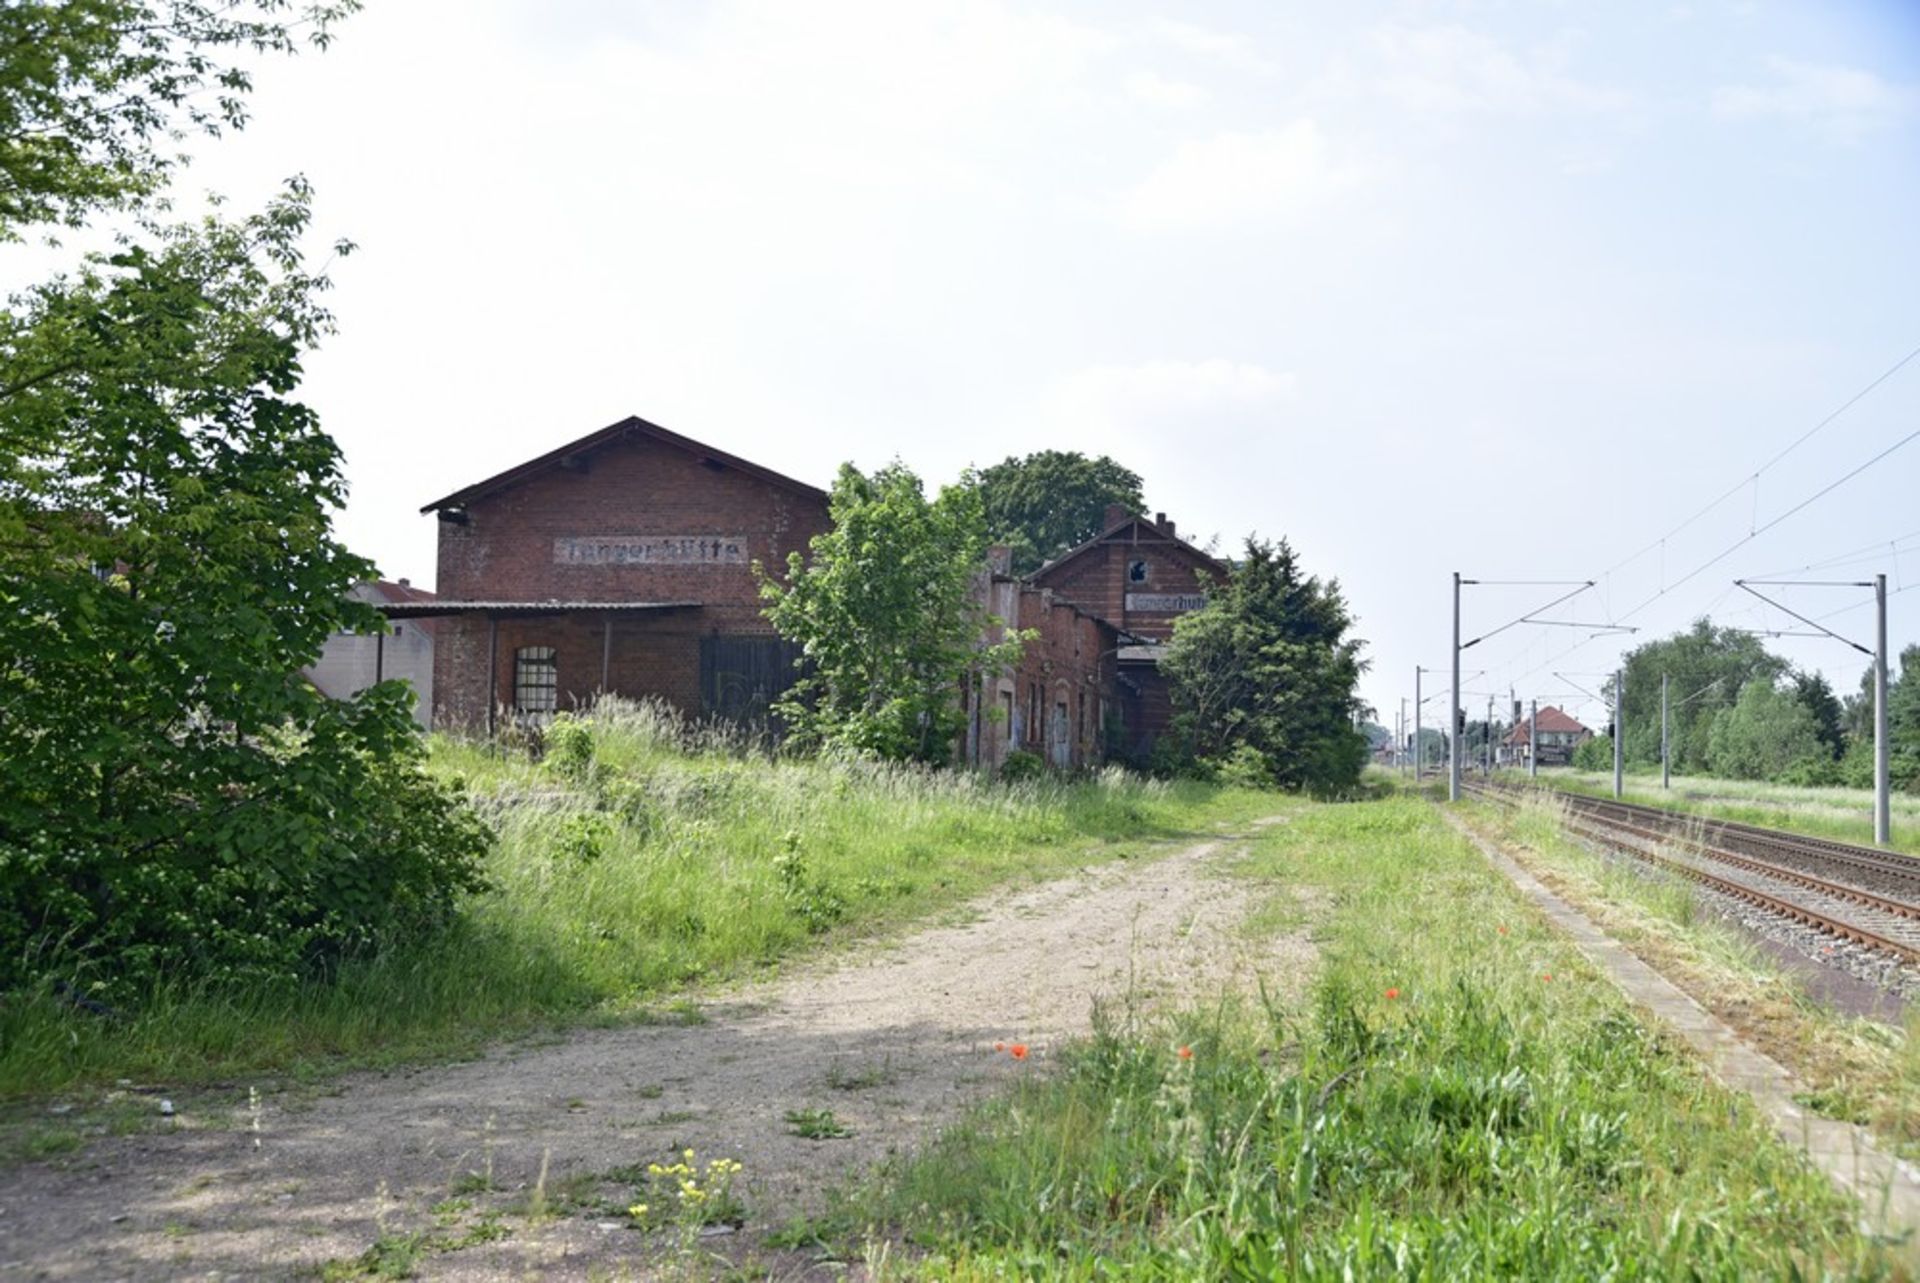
[1502,706,1592,768]
[304,579,438,728]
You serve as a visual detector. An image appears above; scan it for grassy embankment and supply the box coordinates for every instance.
[0,701,1269,1105]
[822,795,1895,1278]
[1529,767,1920,856]
[1460,784,1920,1163]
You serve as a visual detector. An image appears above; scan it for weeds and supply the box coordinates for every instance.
[785,1107,853,1139]
[0,698,1267,1101]
[850,797,1891,1278]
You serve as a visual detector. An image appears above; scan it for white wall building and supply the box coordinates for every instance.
[304,580,438,729]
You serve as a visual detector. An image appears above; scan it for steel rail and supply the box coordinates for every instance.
[1465,784,1920,964]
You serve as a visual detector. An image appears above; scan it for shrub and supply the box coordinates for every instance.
[998,750,1046,782]
[1572,735,1612,772]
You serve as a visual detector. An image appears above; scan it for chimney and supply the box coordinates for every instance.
[1103,503,1132,529]
[397,577,411,589]
[985,544,1013,575]
[1161,515,1175,537]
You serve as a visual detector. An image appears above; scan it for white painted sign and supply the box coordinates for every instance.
[1127,592,1206,612]
[554,536,748,566]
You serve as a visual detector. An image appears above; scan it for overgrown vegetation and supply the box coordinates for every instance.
[0,700,1265,1098]
[1536,768,1920,857]
[845,798,1888,1278]
[0,2,497,1001]
[1160,537,1369,793]
[1605,621,1919,790]
[1471,787,1920,1160]
[760,461,1027,763]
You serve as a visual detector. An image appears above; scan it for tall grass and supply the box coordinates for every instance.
[1539,768,1920,856]
[851,797,1889,1278]
[0,700,1266,1100]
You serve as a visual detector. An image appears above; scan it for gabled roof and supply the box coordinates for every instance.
[421,415,828,513]
[1029,512,1229,584]
[1505,706,1591,744]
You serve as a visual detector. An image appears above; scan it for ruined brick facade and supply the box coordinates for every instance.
[965,551,1118,771]
[408,418,1205,769]
[419,418,830,732]
[1029,507,1227,760]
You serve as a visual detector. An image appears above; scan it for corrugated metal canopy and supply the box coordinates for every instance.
[375,600,702,619]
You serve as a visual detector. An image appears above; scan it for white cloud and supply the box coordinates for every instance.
[1146,18,1272,73]
[1118,122,1359,232]
[1124,70,1207,109]
[1712,57,1916,145]
[1367,23,1633,116]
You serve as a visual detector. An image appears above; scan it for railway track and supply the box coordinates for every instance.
[1465,781,1920,965]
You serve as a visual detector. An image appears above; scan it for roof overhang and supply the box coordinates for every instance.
[376,600,702,619]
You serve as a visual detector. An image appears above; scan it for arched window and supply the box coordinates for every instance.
[514,646,558,718]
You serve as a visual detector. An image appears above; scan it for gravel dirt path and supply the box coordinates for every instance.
[0,822,1308,1281]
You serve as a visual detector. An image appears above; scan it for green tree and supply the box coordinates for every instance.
[0,1,356,232]
[1705,679,1825,781]
[1616,621,1786,772]
[1790,670,1846,761]
[0,3,491,997]
[759,463,1026,763]
[0,187,492,995]
[976,450,1144,575]
[1160,537,1368,793]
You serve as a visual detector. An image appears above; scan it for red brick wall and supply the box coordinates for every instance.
[431,434,829,729]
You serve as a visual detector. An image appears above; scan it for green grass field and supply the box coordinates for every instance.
[1525,767,1920,856]
[0,701,1268,1102]
[833,795,1895,1279]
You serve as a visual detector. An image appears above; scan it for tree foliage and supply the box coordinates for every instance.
[1615,621,1786,771]
[0,4,491,998]
[1790,670,1846,762]
[0,1,357,233]
[1704,679,1825,781]
[976,450,1143,575]
[760,463,1026,764]
[0,187,491,995]
[1160,537,1368,793]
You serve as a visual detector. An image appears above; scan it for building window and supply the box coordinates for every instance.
[1128,558,1149,584]
[514,645,558,718]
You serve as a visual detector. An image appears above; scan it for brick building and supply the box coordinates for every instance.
[1029,506,1227,759]
[964,550,1120,771]
[390,416,831,734]
[390,416,1197,769]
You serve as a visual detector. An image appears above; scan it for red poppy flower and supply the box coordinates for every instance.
[993,1041,1006,1052]
[1010,1043,1029,1060]
[1497,926,1509,936]
[1384,987,1400,1000]
[1177,1045,1193,1060]
[1542,973,1553,982]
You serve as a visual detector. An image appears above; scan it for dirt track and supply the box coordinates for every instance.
[0,823,1307,1280]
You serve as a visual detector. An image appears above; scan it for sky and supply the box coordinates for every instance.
[72,0,1920,730]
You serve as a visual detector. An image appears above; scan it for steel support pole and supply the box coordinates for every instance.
[1450,574,1462,802]
[1486,695,1494,776]
[1414,666,1423,783]
[374,630,385,685]
[1529,699,1538,779]
[601,615,613,695]
[485,615,499,741]
[1876,572,1891,846]
[1661,673,1670,790]
[1612,668,1624,800]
